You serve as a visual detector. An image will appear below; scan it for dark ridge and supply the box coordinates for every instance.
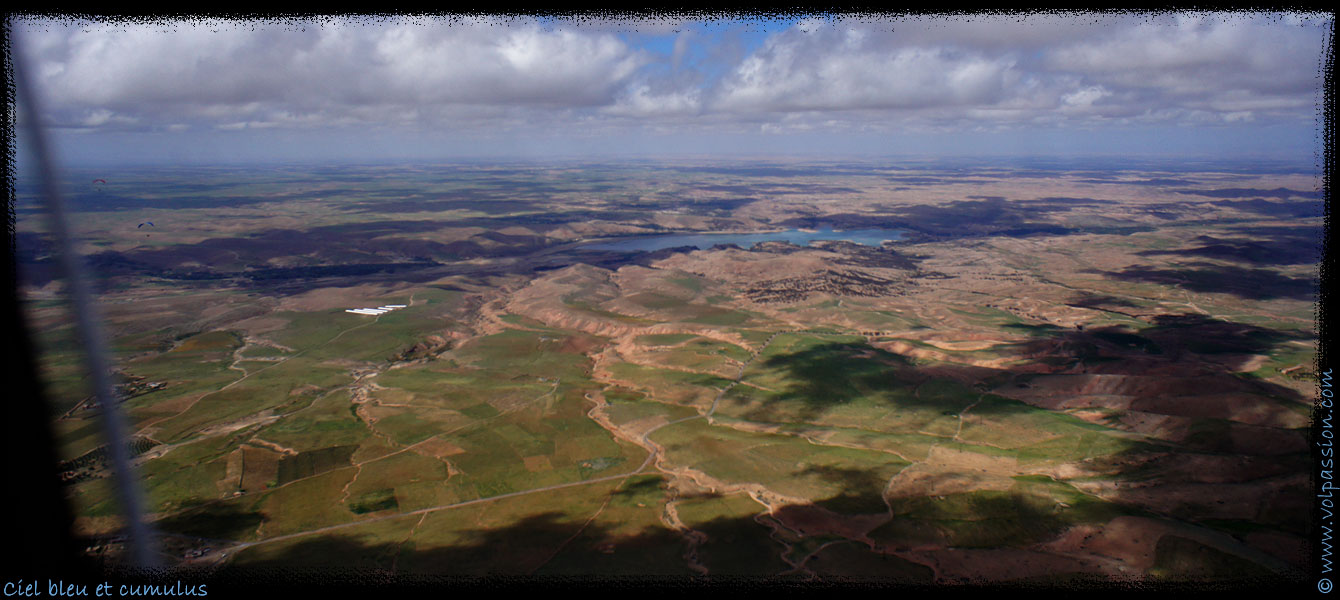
[1075,178,1199,186]
[1029,197,1121,205]
[1137,235,1321,266]
[1176,188,1324,200]
[1092,264,1317,301]
[1211,199,1325,218]
[655,165,880,177]
[691,183,864,195]
[60,193,284,212]
[1066,292,1142,309]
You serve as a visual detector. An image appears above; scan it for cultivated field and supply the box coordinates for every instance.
[18,158,1320,584]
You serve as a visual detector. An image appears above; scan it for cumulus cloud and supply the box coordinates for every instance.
[709,13,1325,130]
[713,29,1026,114]
[19,18,646,130]
[1045,15,1322,101]
[605,84,702,118]
[12,12,1329,140]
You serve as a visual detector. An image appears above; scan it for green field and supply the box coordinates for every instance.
[27,161,1316,581]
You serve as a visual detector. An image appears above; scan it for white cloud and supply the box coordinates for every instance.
[1042,14,1324,109]
[714,29,1024,114]
[605,84,702,118]
[20,18,646,130]
[712,24,1036,116]
[12,12,1329,140]
[711,13,1325,130]
[80,109,115,126]
[1061,86,1110,108]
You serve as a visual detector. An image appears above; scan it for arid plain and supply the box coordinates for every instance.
[17,159,1320,583]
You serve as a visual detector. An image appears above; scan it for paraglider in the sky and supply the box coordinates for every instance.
[137,222,154,229]
[92,179,106,184]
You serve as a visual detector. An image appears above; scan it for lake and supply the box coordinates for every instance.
[585,227,906,253]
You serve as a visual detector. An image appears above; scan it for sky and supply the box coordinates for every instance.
[8,11,1334,166]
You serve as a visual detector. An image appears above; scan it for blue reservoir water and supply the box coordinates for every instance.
[586,227,905,253]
